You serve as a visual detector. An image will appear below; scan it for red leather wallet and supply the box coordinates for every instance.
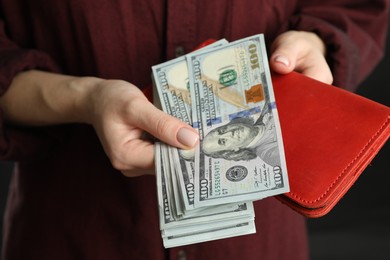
[272,72,390,218]
[145,71,389,218]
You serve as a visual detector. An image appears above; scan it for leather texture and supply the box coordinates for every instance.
[273,72,390,218]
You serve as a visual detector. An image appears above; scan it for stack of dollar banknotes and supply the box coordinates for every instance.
[152,34,290,248]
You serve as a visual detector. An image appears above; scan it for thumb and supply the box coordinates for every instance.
[136,101,199,149]
[269,45,298,75]
[270,41,333,84]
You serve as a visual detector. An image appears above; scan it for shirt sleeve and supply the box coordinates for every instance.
[290,0,389,91]
[0,19,66,161]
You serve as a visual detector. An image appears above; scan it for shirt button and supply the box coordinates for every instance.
[177,249,187,260]
[175,46,185,57]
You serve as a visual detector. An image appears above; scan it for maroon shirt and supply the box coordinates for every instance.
[0,1,388,259]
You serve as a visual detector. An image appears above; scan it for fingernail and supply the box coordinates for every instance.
[274,55,290,67]
[177,128,199,148]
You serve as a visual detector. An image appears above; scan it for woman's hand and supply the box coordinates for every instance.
[0,71,199,177]
[269,31,333,84]
[84,79,199,177]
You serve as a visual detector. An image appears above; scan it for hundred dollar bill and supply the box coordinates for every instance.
[163,219,256,248]
[166,146,184,217]
[187,34,289,207]
[156,143,256,248]
[156,142,255,228]
[152,39,228,211]
[161,216,254,238]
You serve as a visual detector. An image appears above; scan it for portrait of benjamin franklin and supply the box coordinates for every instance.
[201,109,280,167]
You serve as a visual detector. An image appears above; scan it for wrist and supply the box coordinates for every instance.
[66,76,105,124]
[0,70,105,126]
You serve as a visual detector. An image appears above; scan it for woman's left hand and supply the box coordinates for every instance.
[269,30,333,85]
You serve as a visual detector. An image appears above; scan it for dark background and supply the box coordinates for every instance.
[1,35,389,259]
[307,30,390,259]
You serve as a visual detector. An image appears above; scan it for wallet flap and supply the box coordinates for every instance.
[273,72,390,217]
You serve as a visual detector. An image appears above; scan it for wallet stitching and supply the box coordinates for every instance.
[289,116,390,204]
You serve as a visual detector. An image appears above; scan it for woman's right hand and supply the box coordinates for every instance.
[84,79,199,177]
[0,70,199,177]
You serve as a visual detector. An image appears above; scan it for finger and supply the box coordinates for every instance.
[112,139,155,170]
[270,54,293,74]
[270,32,333,84]
[269,44,299,75]
[297,59,334,85]
[121,168,155,178]
[133,99,199,149]
[293,50,334,84]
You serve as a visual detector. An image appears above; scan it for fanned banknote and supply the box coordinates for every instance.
[155,143,256,248]
[152,34,289,248]
[187,34,289,207]
[152,39,228,211]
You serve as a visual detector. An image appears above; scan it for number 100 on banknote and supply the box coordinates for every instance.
[187,34,290,207]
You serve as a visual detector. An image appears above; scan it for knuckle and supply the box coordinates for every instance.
[127,97,144,114]
[110,158,126,171]
[326,74,334,85]
[109,153,134,171]
[322,66,334,85]
[154,115,173,137]
[112,160,136,172]
[317,73,333,85]
[121,171,138,178]
[121,169,147,178]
